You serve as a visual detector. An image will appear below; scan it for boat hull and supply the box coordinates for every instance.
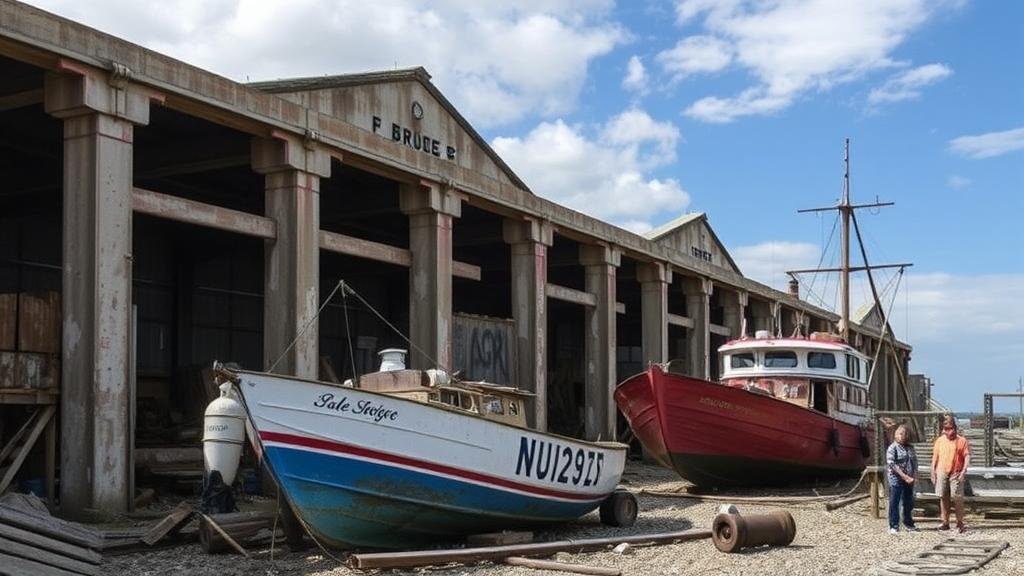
[615,366,870,487]
[236,371,627,548]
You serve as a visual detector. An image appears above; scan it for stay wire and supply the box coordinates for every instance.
[266,279,346,374]
[340,281,448,372]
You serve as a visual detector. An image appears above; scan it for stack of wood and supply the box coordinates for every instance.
[0,292,61,390]
[0,493,103,576]
[198,510,282,553]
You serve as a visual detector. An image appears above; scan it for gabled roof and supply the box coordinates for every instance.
[643,212,742,274]
[643,212,705,241]
[248,67,532,193]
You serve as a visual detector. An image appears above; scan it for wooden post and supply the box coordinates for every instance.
[870,470,880,519]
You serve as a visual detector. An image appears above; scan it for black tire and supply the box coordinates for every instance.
[600,489,638,527]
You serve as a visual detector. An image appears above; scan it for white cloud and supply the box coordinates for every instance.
[25,0,624,128]
[868,63,952,104]
[656,35,733,80]
[948,126,1024,159]
[622,55,649,96]
[672,1,959,122]
[491,109,688,232]
[946,175,971,190]
[732,241,821,292]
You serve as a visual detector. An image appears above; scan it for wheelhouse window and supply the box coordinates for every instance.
[764,351,798,368]
[730,353,756,368]
[807,352,837,369]
[846,354,861,379]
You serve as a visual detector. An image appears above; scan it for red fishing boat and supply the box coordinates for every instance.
[616,139,909,487]
[615,333,874,486]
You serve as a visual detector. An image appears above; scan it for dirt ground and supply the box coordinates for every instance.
[105,463,1023,576]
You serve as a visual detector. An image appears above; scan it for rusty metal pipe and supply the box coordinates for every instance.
[712,511,796,553]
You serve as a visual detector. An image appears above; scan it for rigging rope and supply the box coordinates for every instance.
[267,280,346,374]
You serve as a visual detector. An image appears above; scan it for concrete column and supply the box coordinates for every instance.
[400,182,461,371]
[722,289,748,340]
[637,262,671,366]
[253,136,330,378]
[684,277,713,380]
[503,218,553,430]
[580,244,620,441]
[750,299,773,334]
[45,70,155,518]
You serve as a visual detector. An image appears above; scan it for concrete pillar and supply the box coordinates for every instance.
[580,244,620,441]
[400,181,461,371]
[722,289,748,340]
[45,69,156,518]
[503,218,553,430]
[684,277,713,380]
[253,136,330,378]
[637,262,671,366]
[750,299,773,334]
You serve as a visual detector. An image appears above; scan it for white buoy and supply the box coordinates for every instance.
[203,382,246,486]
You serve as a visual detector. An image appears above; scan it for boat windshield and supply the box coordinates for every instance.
[763,351,798,368]
[730,353,756,368]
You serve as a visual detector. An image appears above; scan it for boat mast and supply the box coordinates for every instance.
[840,139,851,340]
[787,139,912,340]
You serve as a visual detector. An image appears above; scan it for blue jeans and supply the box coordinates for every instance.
[889,481,915,529]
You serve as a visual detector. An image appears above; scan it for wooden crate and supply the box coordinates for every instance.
[17,292,61,354]
[15,353,60,390]
[0,294,15,351]
[0,351,14,388]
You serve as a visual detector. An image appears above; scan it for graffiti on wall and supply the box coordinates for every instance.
[452,313,517,385]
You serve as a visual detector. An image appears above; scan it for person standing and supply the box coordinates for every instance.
[931,414,970,532]
[886,424,917,534]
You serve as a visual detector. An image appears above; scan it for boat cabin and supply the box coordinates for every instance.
[353,369,532,427]
[718,332,871,425]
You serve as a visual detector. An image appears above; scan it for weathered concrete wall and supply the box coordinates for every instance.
[452,313,517,385]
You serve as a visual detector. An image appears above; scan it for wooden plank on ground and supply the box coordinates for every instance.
[142,501,195,545]
[0,535,99,575]
[0,522,102,565]
[0,551,84,576]
[0,505,102,550]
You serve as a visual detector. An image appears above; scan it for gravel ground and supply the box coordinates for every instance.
[105,464,1023,576]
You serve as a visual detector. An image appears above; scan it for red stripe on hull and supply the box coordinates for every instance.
[615,367,870,487]
[259,430,601,501]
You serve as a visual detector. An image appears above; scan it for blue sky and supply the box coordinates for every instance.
[27,0,1023,411]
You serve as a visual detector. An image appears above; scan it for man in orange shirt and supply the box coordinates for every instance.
[930,414,970,532]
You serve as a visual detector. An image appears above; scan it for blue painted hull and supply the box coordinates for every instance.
[266,443,602,548]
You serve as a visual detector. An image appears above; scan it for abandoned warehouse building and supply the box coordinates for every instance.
[0,2,916,519]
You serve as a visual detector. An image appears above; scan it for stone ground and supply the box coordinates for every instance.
[105,464,1023,576]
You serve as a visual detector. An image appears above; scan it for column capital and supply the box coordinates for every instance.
[683,275,713,296]
[579,243,621,268]
[400,180,462,217]
[44,62,162,124]
[502,217,554,246]
[252,132,332,177]
[637,261,671,285]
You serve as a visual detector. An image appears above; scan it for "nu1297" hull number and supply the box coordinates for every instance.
[515,437,604,486]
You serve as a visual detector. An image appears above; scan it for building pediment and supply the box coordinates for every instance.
[644,213,740,274]
[249,68,530,192]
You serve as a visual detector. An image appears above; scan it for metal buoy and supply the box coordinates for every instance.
[712,510,796,553]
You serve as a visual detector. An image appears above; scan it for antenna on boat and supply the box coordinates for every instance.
[786,138,913,341]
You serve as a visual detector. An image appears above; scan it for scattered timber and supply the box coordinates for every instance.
[198,510,280,553]
[349,528,712,570]
[0,493,101,576]
[142,501,195,545]
[197,512,248,557]
[504,556,621,575]
[824,493,870,510]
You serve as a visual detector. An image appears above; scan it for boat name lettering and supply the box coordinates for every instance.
[699,396,755,415]
[515,437,603,487]
[313,393,399,423]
